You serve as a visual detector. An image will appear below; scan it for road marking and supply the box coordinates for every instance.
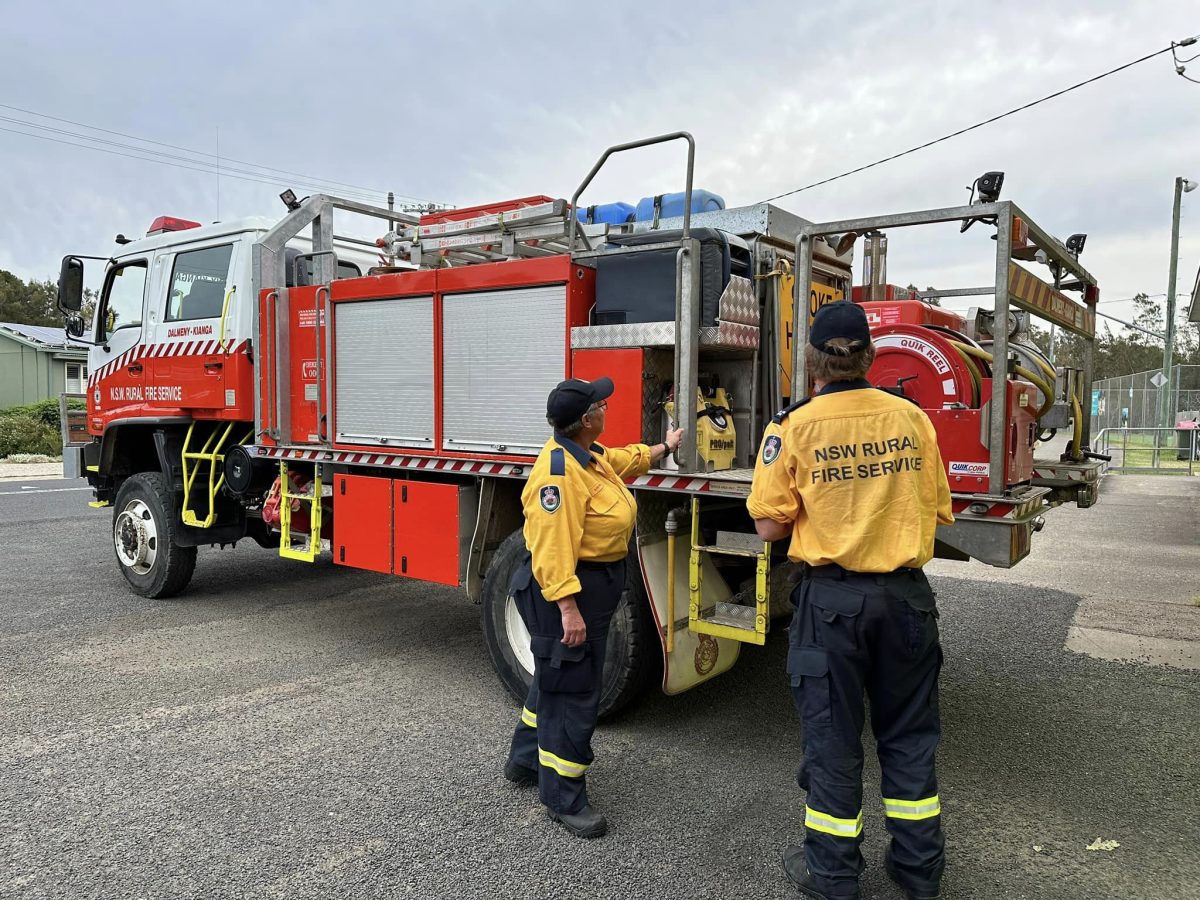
[0,487,92,496]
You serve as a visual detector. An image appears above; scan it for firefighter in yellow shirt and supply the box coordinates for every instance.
[747,302,953,900]
[504,376,683,839]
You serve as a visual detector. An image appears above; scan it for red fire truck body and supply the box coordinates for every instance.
[58,136,1104,714]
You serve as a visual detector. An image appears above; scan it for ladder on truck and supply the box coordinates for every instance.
[382,200,607,268]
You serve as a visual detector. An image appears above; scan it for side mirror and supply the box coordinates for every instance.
[65,315,86,339]
[58,256,84,314]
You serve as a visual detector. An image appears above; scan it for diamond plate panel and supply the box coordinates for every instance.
[718,275,758,327]
[572,321,758,350]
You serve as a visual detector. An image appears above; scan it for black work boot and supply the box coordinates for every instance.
[503,759,536,786]
[782,846,858,899]
[547,805,607,839]
[885,856,941,900]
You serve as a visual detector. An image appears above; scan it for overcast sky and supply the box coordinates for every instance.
[1,1,1197,328]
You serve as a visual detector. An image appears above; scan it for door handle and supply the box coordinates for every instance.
[204,361,224,371]
[127,363,143,375]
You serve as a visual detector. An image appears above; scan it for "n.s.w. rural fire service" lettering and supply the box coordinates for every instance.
[109,385,184,402]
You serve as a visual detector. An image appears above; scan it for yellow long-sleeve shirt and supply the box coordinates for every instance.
[521,436,652,601]
[747,381,954,571]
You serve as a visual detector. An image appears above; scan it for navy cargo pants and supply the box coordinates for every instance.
[507,554,624,815]
[788,564,944,899]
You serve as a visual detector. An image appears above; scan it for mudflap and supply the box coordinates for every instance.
[636,538,741,695]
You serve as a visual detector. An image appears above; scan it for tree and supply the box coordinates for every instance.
[1027,291,1200,380]
[0,268,96,330]
[0,270,62,327]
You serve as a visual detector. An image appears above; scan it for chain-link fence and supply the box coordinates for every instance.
[1091,365,1200,432]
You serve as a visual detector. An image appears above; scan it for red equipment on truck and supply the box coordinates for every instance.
[57,133,1105,715]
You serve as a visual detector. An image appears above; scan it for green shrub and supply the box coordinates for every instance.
[0,398,83,428]
[0,415,61,458]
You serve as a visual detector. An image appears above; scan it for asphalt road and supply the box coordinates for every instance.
[1,475,1197,899]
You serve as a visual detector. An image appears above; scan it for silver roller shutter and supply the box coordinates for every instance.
[443,284,565,454]
[335,296,435,447]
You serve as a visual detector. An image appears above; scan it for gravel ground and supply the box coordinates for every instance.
[1,477,1197,899]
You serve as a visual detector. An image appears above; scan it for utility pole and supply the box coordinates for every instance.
[1161,176,1197,428]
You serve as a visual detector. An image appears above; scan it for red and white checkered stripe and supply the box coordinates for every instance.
[260,447,738,494]
[87,339,248,387]
[628,473,721,493]
[261,446,528,478]
[950,491,1047,519]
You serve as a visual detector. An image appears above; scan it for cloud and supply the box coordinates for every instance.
[0,0,1197,330]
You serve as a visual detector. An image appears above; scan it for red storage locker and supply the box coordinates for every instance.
[393,481,464,585]
[572,348,645,447]
[333,474,393,574]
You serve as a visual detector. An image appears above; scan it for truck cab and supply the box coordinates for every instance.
[56,214,378,573]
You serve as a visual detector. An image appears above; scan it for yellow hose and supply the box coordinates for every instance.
[1029,352,1057,382]
[947,343,983,407]
[949,341,1055,419]
[666,530,676,653]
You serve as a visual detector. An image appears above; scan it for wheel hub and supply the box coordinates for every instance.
[114,499,158,575]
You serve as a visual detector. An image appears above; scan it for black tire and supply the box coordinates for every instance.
[481,530,659,719]
[112,472,197,599]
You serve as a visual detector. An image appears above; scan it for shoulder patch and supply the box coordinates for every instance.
[761,433,783,466]
[771,397,811,425]
[549,448,565,476]
[539,485,562,513]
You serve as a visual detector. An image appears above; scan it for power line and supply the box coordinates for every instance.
[758,42,1182,204]
[0,123,393,202]
[0,100,440,205]
[1098,292,1167,305]
[0,115,384,204]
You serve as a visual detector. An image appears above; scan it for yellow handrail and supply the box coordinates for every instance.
[218,286,237,353]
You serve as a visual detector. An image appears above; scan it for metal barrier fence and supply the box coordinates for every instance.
[1091,365,1200,432]
[1094,427,1198,475]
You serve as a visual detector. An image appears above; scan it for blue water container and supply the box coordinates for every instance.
[634,189,725,223]
[575,201,636,225]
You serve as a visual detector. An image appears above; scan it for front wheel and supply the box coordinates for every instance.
[112,472,196,599]
[480,530,659,719]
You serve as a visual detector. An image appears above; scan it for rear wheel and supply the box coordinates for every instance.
[481,530,659,719]
[112,472,196,599]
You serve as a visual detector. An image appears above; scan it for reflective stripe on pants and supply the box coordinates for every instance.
[805,806,864,838]
[883,795,941,821]
[538,748,590,778]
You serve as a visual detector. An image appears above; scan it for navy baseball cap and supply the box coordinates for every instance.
[809,301,871,353]
[547,377,614,428]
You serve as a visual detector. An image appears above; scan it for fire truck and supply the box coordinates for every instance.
[57,133,1105,716]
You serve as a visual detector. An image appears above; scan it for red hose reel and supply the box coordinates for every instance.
[869,325,980,409]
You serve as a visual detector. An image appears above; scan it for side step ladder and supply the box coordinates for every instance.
[687,496,772,646]
[181,423,251,527]
[278,461,324,562]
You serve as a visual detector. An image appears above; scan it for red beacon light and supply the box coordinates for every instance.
[146,216,201,236]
